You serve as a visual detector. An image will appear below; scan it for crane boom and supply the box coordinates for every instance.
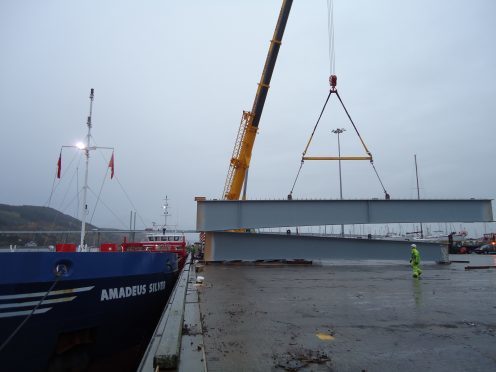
[223,0,293,200]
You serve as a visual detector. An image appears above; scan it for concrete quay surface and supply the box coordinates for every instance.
[196,257,496,372]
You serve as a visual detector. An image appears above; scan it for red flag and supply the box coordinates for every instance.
[108,152,115,179]
[57,152,62,179]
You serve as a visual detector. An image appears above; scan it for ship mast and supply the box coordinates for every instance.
[80,88,94,251]
[162,196,170,230]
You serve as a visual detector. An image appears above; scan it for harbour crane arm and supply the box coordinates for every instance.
[223,0,293,200]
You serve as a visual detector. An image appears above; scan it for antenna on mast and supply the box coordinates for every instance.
[80,88,94,251]
[87,88,94,129]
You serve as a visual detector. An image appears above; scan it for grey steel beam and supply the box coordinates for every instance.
[197,199,493,231]
[205,231,445,262]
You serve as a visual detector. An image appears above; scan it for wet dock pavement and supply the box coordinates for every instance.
[196,258,496,371]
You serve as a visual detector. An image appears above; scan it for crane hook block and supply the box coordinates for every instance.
[329,75,337,90]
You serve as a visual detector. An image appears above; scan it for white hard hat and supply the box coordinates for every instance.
[411,244,417,248]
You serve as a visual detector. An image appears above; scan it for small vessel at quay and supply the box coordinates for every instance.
[122,197,188,269]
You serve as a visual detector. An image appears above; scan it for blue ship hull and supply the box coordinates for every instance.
[0,251,179,371]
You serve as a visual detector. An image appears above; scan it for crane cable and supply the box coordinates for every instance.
[327,0,336,75]
[289,90,333,197]
[288,1,335,199]
[289,0,390,199]
[371,161,388,197]
[326,0,389,198]
[289,89,390,198]
[334,91,371,157]
[335,90,389,198]
[288,1,336,198]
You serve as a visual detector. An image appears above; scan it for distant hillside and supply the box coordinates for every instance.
[0,204,127,247]
[0,204,88,231]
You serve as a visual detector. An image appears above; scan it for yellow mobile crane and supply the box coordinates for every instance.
[223,0,293,201]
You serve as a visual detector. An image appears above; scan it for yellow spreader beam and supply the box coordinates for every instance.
[303,156,372,161]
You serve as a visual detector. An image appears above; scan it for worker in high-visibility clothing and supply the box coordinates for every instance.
[410,244,422,278]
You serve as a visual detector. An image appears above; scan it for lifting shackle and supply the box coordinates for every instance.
[329,74,337,91]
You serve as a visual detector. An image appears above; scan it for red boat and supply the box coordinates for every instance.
[121,230,187,269]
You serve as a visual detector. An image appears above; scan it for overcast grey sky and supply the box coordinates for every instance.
[1,0,495,235]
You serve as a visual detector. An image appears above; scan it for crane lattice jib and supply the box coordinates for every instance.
[223,0,293,200]
[223,111,250,199]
